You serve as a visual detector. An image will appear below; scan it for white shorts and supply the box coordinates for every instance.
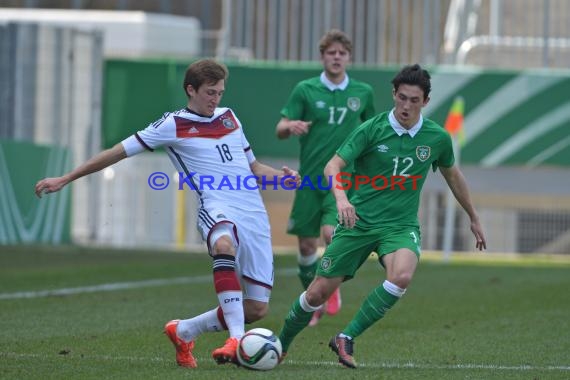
[197,205,274,301]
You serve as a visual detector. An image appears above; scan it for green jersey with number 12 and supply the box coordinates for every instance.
[336,111,455,230]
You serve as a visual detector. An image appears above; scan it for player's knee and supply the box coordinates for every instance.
[244,302,268,323]
[305,287,327,307]
[298,239,317,256]
[212,235,235,255]
[321,227,334,245]
[389,272,413,289]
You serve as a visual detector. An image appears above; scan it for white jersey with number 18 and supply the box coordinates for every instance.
[121,107,267,214]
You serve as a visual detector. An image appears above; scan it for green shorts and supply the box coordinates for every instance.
[316,225,422,280]
[287,187,337,237]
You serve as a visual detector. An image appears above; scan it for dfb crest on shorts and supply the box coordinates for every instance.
[222,118,236,129]
[320,257,332,272]
[347,97,361,111]
[416,146,431,162]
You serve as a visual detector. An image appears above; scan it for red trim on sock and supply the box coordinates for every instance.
[216,306,228,330]
[214,270,241,293]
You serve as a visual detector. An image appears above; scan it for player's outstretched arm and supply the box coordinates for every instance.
[439,165,487,251]
[275,117,311,139]
[249,160,300,188]
[35,143,128,198]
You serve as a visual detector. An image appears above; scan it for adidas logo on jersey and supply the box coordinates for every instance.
[187,127,199,134]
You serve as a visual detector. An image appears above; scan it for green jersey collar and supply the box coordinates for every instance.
[388,109,423,138]
[320,72,349,91]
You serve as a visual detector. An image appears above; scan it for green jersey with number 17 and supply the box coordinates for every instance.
[336,110,455,230]
[281,74,375,179]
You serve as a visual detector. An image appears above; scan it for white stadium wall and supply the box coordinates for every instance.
[0,8,201,59]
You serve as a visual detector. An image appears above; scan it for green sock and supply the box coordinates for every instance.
[343,284,400,339]
[298,260,318,289]
[278,297,313,352]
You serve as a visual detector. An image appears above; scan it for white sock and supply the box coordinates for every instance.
[177,308,223,342]
[299,291,323,312]
[217,290,245,339]
[383,280,406,298]
[298,251,319,266]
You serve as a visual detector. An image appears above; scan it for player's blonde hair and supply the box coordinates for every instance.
[319,29,353,55]
[183,59,228,98]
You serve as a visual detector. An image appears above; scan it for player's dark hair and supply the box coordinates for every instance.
[183,59,228,98]
[391,64,431,98]
[319,29,352,55]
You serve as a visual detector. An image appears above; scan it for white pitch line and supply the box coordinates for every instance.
[289,360,570,372]
[0,275,210,300]
[1,352,568,371]
[0,268,297,300]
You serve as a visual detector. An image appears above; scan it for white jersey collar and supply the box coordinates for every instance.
[184,107,229,120]
[388,109,423,138]
[320,72,349,91]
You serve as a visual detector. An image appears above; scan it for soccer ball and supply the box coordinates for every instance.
[236,328,282,371]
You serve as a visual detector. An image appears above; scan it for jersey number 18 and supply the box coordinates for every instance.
[215,144,233,163]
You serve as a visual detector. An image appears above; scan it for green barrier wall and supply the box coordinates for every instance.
[0,141,71,244]
[103,60,570,167]
[103,60,397,158]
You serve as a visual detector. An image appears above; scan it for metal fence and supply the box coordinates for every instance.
[5,0,569,69]
[221,0,448,65]
[445,0,570,69]
[0,23,102,157]
[0,22,104,243]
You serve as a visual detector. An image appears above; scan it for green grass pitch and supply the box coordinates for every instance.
[0,245,568,379]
